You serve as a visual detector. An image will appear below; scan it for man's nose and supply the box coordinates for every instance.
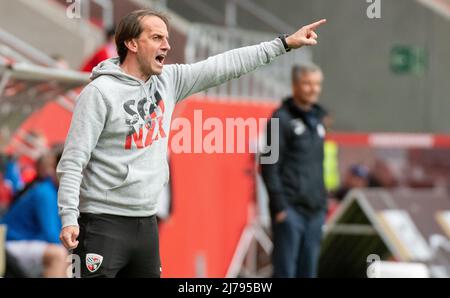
[162,39,171,51]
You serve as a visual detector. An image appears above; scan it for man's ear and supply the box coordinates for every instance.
[124,39,138,54]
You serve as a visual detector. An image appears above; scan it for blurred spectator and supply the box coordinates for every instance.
[4,250,31,278]
[3,81,27,97]
[1,149,68,278]
[368,159,398,188]
[3,155,24,196]
[0,172,13,214]
[50,54,70,69]
[20,165,38,185]
[80,26,117,72]
[333,164,369,201]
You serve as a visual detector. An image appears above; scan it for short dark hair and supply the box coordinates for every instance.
[115,9,169,64]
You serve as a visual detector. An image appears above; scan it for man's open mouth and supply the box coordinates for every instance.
[155,54,166,66]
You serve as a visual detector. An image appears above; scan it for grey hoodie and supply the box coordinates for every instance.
[57,38,286,228]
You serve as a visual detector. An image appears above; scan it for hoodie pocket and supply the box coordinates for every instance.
[105,162,167,208]
[106,164,132,191]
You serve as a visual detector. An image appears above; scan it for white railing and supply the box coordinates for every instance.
[0,29,57,67]
[234,0,296,33]
[185,23,312,100]
[0,59,89,151]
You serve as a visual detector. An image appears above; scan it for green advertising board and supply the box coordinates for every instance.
[390,46,427,75]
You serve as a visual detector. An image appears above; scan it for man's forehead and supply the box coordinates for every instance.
[140,15,168,35]
[300,70,323,80]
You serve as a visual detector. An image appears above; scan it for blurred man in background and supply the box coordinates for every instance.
[261,64,328,278]
[80,26,117,72]
[1,149,67,278]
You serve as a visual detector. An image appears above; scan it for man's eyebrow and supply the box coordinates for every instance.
[151,32,170,39]
[151,32,169,38]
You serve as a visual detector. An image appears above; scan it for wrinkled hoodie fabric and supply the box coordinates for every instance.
[57,38,286,228]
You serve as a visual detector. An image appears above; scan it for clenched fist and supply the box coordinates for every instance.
[60,225,80,250]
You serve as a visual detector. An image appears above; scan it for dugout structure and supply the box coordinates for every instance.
[319,133,450,278]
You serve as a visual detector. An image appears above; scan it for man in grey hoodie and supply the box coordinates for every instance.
[57,9,326,277]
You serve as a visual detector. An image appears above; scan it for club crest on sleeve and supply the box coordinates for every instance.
[86,253,103,273]
[290,119,306,135]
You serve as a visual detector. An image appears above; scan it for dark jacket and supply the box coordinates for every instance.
[261,97,328,216]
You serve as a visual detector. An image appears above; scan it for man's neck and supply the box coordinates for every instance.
[120,58,151,82]
[292,97,313,112]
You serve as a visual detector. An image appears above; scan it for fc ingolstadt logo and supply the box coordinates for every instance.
[86,253,103,273]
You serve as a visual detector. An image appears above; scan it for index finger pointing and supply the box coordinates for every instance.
[306,19,327,30]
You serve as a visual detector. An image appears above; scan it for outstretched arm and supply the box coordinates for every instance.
[169,19,327,102]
